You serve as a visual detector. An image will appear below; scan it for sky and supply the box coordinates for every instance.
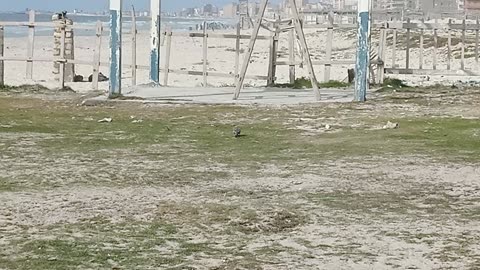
[1,0,235,12]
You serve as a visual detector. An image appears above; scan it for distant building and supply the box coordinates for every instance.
[223,3,239,18]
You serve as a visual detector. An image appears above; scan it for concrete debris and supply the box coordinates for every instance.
[98,118,113,123]
[383,121,399,130]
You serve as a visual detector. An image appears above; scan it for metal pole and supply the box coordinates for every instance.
[150,0,161,84]
[109,0,122,97]
[354,0,370,102]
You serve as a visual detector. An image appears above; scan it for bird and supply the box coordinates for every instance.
[233,127,241,138]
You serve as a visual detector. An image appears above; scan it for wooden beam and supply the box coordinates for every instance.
[234,22,241,84]
[447,19,452,70]
[233,0,269,100]
[163,28,172,86]
[406,18,411,70]
[26,10,35,79]
[92,21,102,90]
[131,7,137,86]
[59,25,66,89]
[202,21,208,87]
[0,26,4,85]
[324,14,334,82]
[288,28,296,84]
[419,18,424,70]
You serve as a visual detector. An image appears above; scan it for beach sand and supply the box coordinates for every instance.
[2,24,480,93]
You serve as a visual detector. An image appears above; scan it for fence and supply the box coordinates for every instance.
[0,11,108,89]
[383,19,480,78]
[2,11,478,92]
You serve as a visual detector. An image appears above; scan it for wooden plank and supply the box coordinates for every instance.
[447,19,452,70]
[433,20,438,70]
[234,0,269,100]
[109,0,123,96]
[59,26,65,89]
[419,18,424,70]
[288,28,295,84]
[290,0,320,101]
[92,21,102,90]
[163,28,172,86]
[277,60,356,65]
[234,22,241,84]
[26,10,35,79]
[386,21,480,30]
[461,19,466,70]
[377,22,387,84]
[385,68,480,76]
[182,32,270,40]
[131,8,137,86]
[202,21,208,87]
[476,18,479,68]
[392,28,397,68]
[324,15,334,82]
[406,18,411,69]
[0,26,4,85]
[168,69,268,80]
[267,17,280,86]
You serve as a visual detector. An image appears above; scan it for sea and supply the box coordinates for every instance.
[0,12,236,37]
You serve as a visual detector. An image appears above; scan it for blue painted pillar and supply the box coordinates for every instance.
[150,0,161,84]
[109,0,122,97]
[354,0,371,102]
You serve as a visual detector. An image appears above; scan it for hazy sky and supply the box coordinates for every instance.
[1,0,234,12]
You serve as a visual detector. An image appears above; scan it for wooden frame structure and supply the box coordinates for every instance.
[233,0,320,101]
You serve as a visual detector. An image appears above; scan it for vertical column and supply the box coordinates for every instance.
[0,26,4,86]
[131,8,137,86]
[150,0,161,84]
[26,10,35,79]
[354,0,370,102]
[109,0,122,96]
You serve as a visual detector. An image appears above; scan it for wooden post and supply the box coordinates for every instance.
[392,27,397,68]
[419,18,424,70]
[447,19,452,70]
[59,25,66,89]
[267,16,280,86]
[109,0,122,96]
[131,7,137,86]
[202,21,208,87]
[234,0,270,100]
[150,0,161,84]
[92,21,102,90]
[163,28,172,86]
[234,22,241,84]
[0,26,4,86]
[433,20,438,70]
[324,13,334,82]
[354,0,370,102]
[377,22,386,84]
[290,0,320,100]
[406,18,410,70]
[288,28,296,84]
[476,18,479,68]
[26,10,35,79]
[461,19,465,70]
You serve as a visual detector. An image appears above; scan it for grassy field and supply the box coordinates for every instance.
[0,86,479,269]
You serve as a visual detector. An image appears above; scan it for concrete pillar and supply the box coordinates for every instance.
[53,16,75,82]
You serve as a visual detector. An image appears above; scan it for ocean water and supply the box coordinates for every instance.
[0,12,236,37]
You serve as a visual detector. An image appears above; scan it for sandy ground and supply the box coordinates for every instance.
[3,22,480,94]
[0,86,479,269]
